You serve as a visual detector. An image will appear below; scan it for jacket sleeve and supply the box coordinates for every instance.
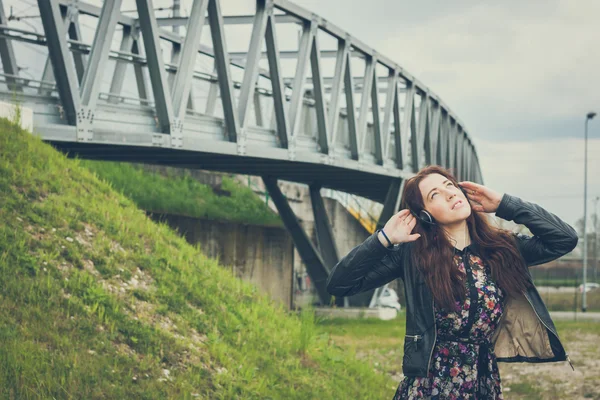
[326,230,406,297]
[495,193,579,267]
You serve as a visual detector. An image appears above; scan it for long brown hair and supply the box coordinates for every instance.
[400,165,532,311]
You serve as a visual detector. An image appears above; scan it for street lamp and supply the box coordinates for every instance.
[594,196,599,282]
[582,111,596,312]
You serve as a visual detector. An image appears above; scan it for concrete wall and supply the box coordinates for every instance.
[147,212,295,310]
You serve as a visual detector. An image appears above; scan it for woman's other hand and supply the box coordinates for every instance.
[458,181,504,213]
[380,209,422,245]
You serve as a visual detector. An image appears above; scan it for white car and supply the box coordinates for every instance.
[578,282,600,293]
[377,287,402,311]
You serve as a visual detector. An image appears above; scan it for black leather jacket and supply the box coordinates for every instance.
[326,193,579,377]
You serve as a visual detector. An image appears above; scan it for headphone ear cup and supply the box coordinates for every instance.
[420,210,434,224]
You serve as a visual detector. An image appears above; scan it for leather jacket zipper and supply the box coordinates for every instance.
[405,334,423,341]
[426,296,437,375]
[523,293,574,371]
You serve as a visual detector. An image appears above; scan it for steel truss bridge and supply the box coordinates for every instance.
[0,0,483,307]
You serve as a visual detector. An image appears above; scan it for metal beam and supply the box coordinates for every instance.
[156,13,301,27]
[238,0,268,128]
[447,118,456,170]
[456,126,464,180]
[265,13,290,148]
[205,65,218,116]
[230,48,338,60]
[131,39,149,106]
[310,29,329,154]
[358,54,376,155]
[66,13,86,84]
[409,93,418,172]
[253,90,263,126]
[288,20,313,137]
[370,64,383,164]
[108,25,134,104]
[208,0,240,142]
[428,102,441,166]
[80,0,123,109]
[171,0,209,120]
[462,134,469,182]
[392,80,403,168]
[309,183,340,282]
[378,177,403,230]
[344,52,359,160]
[262,176,332,306]
[135,0,175,135]
[0,0,21,91]
[466,143,473,181]
[381,70,397,161]
[417,93,430,169]
[309,183,343,307]
[285,74,404,87]
[441,111,450,168]
[402,82,415,170]
[37,0,80,125]
[327,39,348,147]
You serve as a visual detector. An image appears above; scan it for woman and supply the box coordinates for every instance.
[326,165,578,399]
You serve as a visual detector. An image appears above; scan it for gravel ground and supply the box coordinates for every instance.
[498,331,600,399]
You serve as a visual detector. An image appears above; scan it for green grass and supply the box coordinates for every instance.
[506,382,539,396]
[555,320,600,337]
[539,291,600,312]
[316,315,407,377]
[317,315,407,340]
[0,118,396,399]
[79,159,283,227]
[533,278,580,288]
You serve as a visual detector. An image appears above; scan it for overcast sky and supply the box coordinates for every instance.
[6,0,600,230]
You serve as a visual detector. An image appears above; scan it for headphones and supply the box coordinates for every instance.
[409,183,470,226]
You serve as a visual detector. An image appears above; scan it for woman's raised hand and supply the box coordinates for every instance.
[381,209,422,245]
[458,181,504,213]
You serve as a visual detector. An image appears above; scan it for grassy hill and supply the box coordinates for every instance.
[78,160,283,227]
[0,117,396,399]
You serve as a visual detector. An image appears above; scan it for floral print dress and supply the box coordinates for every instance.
[393,246,505,400]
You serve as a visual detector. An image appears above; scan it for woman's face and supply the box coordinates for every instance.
[418,173,471,225]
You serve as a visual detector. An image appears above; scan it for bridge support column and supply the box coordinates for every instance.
[377,177,404,230]
[308,183,345,307]
[262,176,336,307]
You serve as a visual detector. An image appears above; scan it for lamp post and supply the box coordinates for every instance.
[582,111,596,312]
[594,196,599,282]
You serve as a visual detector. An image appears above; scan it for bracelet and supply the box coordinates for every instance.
[378,228,394,248]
